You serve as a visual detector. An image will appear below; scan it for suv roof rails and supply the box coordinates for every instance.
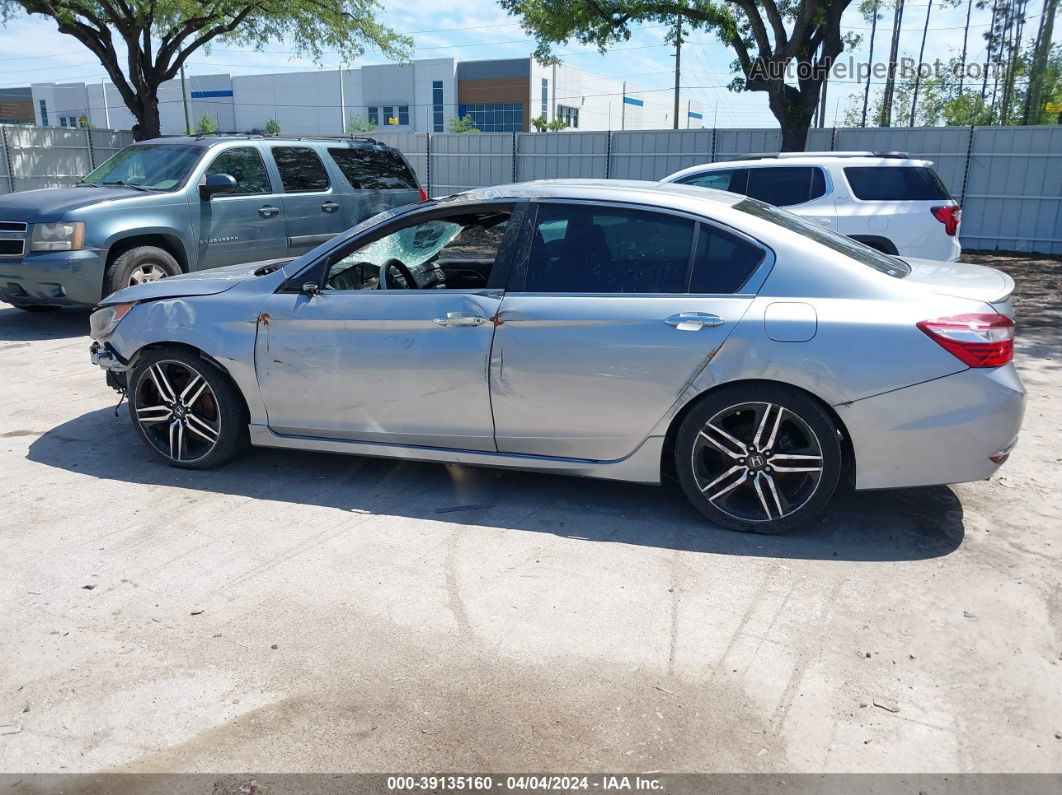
[740,150,912,160]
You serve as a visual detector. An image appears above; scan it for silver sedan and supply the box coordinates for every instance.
[88,180,1025,533]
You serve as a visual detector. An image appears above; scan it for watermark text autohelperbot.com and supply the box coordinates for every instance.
[749,57,1008,82]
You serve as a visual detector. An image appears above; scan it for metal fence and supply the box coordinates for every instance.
[0,125,134,194]
[2,123,1059,254]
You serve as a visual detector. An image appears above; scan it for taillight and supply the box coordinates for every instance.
[917,313,1014,368]
[931,204,961,236]
[418,187,428,202]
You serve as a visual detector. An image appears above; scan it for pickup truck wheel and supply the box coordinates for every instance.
[104,246,181,297]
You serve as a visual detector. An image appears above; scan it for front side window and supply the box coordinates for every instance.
[736,198,911,278]
[204,147,271,195]
[526,204,695,294]
[81,144,203,191]
[745,166,826,207]
[324,210,511,291]
[844,166,951,201]
[328,148,418,190]
[678,169,747,193]
[271,146,329,192]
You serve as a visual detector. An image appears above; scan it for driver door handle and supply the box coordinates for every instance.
[321,201,340,213]
[433,312,486,327]
[665,312,725,331]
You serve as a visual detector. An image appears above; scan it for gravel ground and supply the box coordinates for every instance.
[0,252,1059,774]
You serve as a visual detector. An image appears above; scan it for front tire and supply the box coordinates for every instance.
[127,348,249,469]
[104,245,181,297]
[675,384,842,534]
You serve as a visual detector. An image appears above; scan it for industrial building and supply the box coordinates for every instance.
[28,56,703,135]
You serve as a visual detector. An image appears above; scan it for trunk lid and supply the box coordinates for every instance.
[900,257,1015,315]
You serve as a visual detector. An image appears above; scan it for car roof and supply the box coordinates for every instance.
[450,179,746,210]
[667,155,931,179]
[137,135,399,151]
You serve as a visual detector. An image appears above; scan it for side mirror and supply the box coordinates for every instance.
[302,281,321,296]
[199,173,238,200]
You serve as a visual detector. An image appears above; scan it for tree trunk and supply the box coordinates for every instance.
[880,0,906,127]
[1023,0,1058,123]
[771,86,816,151]
[133,93,162,140]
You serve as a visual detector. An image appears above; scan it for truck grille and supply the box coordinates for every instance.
[0,221,27,257]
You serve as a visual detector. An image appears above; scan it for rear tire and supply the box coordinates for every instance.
[104,245,181,298]
[675,384,842,534]
[127,347,249,470]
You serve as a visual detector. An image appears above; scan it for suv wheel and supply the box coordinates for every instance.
[675,384,842,534]
[127,348,249,469]
[104,246,181,297]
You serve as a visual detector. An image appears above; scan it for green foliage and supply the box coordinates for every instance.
[194,114,219,134]
[346,115,376,133]
[263,118,281,135]
[448,114,479,134]
[531,115,548,131]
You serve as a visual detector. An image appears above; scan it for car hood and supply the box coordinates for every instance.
[901,257,1015,305]
[100,259,296,305]
[0,186,154,221]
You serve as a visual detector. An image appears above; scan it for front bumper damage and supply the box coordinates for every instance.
[90,340,129,392]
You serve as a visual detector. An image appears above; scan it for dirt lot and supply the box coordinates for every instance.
[0,253,1060,774]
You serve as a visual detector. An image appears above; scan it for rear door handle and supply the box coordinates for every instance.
[666,312,725,331]
[321,201,340,213]
[433,312,486,327]
[258,205,280,218]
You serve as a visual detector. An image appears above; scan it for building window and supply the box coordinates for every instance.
[432,81,444,132]
[456,102,524,132]
[367,106,379,126]
[557,105,579,129]
[398,105,409,126]
[541,78,548,120]
[38,99,48,126]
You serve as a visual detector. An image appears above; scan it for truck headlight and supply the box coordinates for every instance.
[89,302,135,340]
[31,221,85,252]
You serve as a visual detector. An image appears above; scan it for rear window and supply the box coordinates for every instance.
[328,148,418,190]
[735,198,911,278]
[844,166,951,201]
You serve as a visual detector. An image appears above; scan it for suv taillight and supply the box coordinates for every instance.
[931,204,961,236]
[917,313,1013,368]
[418,187,428,202]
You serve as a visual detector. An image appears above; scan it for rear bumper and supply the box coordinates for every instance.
[0,249,105,306]
[837,364,1025,490]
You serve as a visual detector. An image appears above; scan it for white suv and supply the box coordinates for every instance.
[662,152,962,261]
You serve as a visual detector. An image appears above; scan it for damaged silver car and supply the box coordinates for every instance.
[90,180,1025,533]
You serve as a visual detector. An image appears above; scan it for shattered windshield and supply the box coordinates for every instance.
[354,220,464,271]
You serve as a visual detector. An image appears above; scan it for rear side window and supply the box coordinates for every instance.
[271,146,330,192]
[527,204,694,293]
[746,167,826,207]
[690,225,765,293]
[204,147,271,195]
[844,166,951,201]
[678,169,748,194]
[328,147,419,190]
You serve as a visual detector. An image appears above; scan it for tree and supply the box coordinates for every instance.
[194,113,218,134]
[263,118,281,135]
[1023,0,1058,123]
[500,0,859,151]
[346,115,375,133]
[447,114,479,133]
[0,1,411,140]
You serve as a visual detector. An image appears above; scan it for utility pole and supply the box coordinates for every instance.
[910,0,934,126]
[818,41,829,128]
[861,1,879,127]
[881,0,906,127]
[673,14,682,129]
[957,0,973,96]
[339,63,346,134]
[101,77,110,129]
[1023,0,1058,124]
[180,66,191,135]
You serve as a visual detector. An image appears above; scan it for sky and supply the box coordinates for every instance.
[0,0,1044,128]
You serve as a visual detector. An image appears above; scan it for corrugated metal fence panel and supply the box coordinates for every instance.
[806,128,835,151]
[961,126,1062,254]
[88,128,135,169]
[430,133,514,196]
[516,131,609,181]
[834,126,972,195]
[608,130,714,179]
[4,125,93,191]
[714,128,782,161]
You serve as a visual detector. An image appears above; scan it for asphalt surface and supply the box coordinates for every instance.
[0,253,1060,773]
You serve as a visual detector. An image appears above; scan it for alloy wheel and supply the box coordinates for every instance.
[133,360,221,463]
[128,263,168,285]
[691,401,824,524]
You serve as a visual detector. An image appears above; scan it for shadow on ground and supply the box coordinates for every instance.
[26,405,965,563]
[0,305,93,342]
